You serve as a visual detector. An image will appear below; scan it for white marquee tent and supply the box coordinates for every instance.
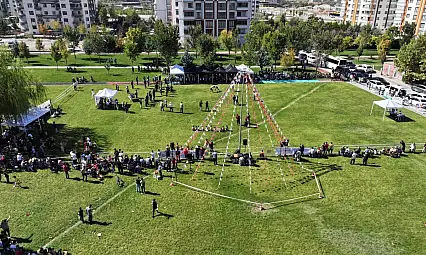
[370,99,403,120]
[236,64,254,74]
[95,88,118,104]
[169,64,185,75]
[1,100,51,128]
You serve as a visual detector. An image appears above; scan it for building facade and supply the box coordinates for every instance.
[155,0,256,42]
[340,0,397,30]
[341,0,426,35]
[9,0,97,34]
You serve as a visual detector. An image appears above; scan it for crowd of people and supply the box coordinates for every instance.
[253,69,332,82]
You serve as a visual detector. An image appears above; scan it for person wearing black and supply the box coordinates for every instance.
[78,207,84,223]
[136,76,139,85]
[132,66,134,73]
[4,172,9,183]
[131,80,134,89]
[362,153,369,166]
[152,199,158,218]
[86,205,93,223]
[400,140,406,152]
[205,101,209,111]
[199,100,203,111]
[141,178,146,194]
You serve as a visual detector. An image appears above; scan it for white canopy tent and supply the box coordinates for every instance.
[1,100,51,128]
[236,64,254,74]
[169,64,185,75]
[370,99,403,120]
[94,88,118,104]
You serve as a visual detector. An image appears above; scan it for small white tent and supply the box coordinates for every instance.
[95,88,118,104]
[169,64,185,75]
[370,99,404,120]
[236,64,254,74]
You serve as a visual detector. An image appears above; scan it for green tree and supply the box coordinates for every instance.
[257,47,270,71]
[400,22,416,46]
[78,24,87,35]
[10,41,19,58]
[154,20,180,68]
[18,42,30,63]
[262,30,285,66]
[35,38,44,54]
[180,50,193,68]
[280,48,295,71]
[124,40,139,66]
[58,39,69,65]
[82,37,93,60]
[377,35,391,64]
[0,49,45,122]
[98,4,109,24]
[0,19,8,35]
[144,34,155,55]
[197,33,217,66]
[341,36,353,54]
[104,60,111,75]
[63,25,80,60]
[188,25,203,58]
[50,42,62,70]
[126,27,144,53]
[218,29,233,55]
[395,34,426,83]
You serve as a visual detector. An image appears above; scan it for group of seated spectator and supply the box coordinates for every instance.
[191,125,229,132]
[254,69,331,82]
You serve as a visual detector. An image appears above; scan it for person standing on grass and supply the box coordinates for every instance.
[199,100,203,111]
[362,153,369,166]
[141,178,146,194]
[152,199,158,218]
[136,76,139,85]
[78,207,84,223]
[131,80,134,89]
[63,163,70,179]
[136,177,141,193]
[350,151,356,165]
[1,217,10,237]
[180,102,184,113]
[86,205,93,223]
[205,101,209,111]
[212,150,218,165]
[91,89,94,98]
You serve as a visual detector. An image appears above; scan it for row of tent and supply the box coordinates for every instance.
[169,64,254,76]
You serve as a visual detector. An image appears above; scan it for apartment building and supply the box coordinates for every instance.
[155,0,256,42]
[394,0,426,35]
[9,0,97,34]
[340,0,397,30]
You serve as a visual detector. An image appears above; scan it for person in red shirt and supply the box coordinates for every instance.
[62,163,70,179]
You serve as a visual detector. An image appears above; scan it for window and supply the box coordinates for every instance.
[84,3,87,7]
[63,11,67,15]
[196,12,202,19]
[218,20,226,28]
[86,17,89,21]
[61,4,66,8]
[229,3,235,10]
[218,3,226,10]
[30,18,35,22]
[27,3,33,8]
[51,4,55,7]
[184,20,195,26]
[196,3,201,10]
[85,10,88,14]
[187,3,193,8]
[64,18,68,22]
[236,20,247,25]
[43,4,46,7]
[175,2,178,7]
[206,29,213,35]
[44,11,48,15]
[218,12,226,19]
[184,11,194,17]
[239,28,246,34]
[205,12,213,19]
[206,20,213,28]
[175,10,178,15]
[229,20,235,28]
[229,12,235,19]
[237,3,248,8]
[32,25,36,29]
[29,11,34,15]
[205,3,213,10]
[52,11,56,15]
[237,11,246,17]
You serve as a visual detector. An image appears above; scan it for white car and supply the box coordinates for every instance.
[410,98,426,108]
[357,64,374,73]
[368,80,383,90]
[412,85,426,93]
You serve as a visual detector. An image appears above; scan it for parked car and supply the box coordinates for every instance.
[367,80,383,88]
[357,64,374,73]
[412,85,426,93]
[369,77,390,86]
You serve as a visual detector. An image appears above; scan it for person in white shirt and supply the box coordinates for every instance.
[410,143,416,153]
[16,153,22,162]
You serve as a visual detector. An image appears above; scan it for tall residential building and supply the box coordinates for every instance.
[154,0,256,42]
[394,0,426,35]
[9,0,97,34]
[340,0,397,30]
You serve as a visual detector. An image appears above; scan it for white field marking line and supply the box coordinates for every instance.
[218,83,239,187]
[174,181,321,206]
[42,177,146,248]
[245,82,252,194]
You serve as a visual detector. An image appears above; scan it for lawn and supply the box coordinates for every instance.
[3,82,426,254]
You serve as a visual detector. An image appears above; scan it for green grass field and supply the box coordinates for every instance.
[2,81,426,254]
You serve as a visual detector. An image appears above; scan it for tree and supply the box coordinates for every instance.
[18,42,30,63]
[90,33,105,62]
[38,24,48,36]
[144,34,155,55]
[188,25,203,57]
[0,49,45,122]
[50,42,62,70]
[35,38,44,54]
[51,20,61,32]
[341,36,353,54]
[124,41,139,66]
[400,22,416,46]
[262,30,286,66]
[197,33,217,66]
[98,4,109,24]
[58,39,69,65]
[154,21,180,68]
[395,34,426,83]
[257,47,270,71]
[103,34,117,53]
[232,28,240,64]
[355,34,369,62]
[82,37,93,60]
[63,25,80,61]
[0,19,8,35]
[377,35,391,65]
[280,48,295,71]
[125,27,144,53]
[10,41,19,58]
[181,50,193,68]
[218,29,233,55]
[78,24,87,35]
[104,60,111,75]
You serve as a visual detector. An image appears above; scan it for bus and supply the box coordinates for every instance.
[325,55,347,70]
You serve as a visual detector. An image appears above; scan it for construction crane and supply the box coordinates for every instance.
[415,0,426,35]
[352,0,360,25]
[399,0,410,32]
[343,0,349,23]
